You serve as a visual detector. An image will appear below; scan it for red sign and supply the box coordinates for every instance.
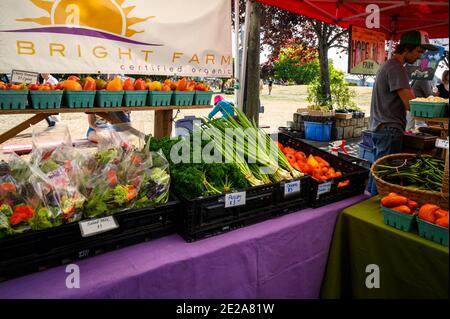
[349,26,386,75]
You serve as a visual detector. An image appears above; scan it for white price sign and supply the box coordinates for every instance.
[317,182,332,198]
[225,191,246,208]
[79,216,119,237]
[11,70,39,84]
[284,180,301,197]
[435,138,449,150]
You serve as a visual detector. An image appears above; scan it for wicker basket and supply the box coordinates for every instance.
[371,153,448,210]
[442,150,449,202]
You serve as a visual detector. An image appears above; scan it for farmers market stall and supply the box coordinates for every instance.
[321,196,448,299]
[0,194,368,299]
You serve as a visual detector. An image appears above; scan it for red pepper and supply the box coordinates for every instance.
[0,182,16,192]
[107,170,118,186]
[9,205,34,225]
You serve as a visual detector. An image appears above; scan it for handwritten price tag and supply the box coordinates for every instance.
[284,180,301,197]
[435,138,449,150]
[317,182,332,198]
[11,70,39,84]
[225,191,246,208]
[79,216,119,237]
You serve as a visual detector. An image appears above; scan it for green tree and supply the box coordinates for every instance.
[272,41,318,84]
[307,61,356,110]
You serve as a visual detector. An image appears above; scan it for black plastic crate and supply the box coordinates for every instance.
[273,176,310,216]
[278,133,369,208]
[337,152,372,170]
[177,184,277,242]
[0,198,179,282]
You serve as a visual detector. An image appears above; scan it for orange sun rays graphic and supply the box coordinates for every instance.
[16,0,154,37]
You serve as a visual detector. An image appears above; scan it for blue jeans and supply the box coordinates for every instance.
[367,126,404,196]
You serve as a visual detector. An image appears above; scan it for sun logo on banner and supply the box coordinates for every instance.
[7,0,161,45]
[17,0,153,37]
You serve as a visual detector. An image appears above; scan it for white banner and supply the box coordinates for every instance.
[0,0,232,77]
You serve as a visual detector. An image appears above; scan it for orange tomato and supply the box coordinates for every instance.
[106,77,123,91]
[83,78,96,91]
[294,151,306,161]
[123,78,135,91]
[176,78,188,91]
[61,80,82,91]
[134,78,146,90]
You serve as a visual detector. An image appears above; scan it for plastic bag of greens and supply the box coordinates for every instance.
[0,158,38,236]
[109,122,146,153]
[83,162,140,218]
[31,124,73,164]
[129,150,170,208]
[29,154,86,225]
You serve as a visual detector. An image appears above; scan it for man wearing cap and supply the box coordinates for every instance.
[368,30,437,195]
[208,95,235,120]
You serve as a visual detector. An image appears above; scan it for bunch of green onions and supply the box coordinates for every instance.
[202,108,303,185]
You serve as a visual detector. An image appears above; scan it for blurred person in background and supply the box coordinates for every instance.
[436,70,449,98]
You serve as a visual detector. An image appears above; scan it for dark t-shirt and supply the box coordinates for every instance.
[412,80,433,98]
[268,80,273,86]
[437,83,449,99]
[369,59,410,132]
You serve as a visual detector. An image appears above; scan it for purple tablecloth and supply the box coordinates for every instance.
[0,194,368,299]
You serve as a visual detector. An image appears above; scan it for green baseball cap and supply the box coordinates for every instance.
[400,30,438,51]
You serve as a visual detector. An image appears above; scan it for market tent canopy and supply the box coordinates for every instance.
[254,0,449,39]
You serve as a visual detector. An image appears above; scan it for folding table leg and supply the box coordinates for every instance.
[0,113,52,145]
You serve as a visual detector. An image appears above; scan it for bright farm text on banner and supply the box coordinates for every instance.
[348,26,386,75]
[0,0,232,77]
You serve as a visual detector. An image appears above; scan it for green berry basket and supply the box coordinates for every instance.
[171,91,195,106]
[30,90,63,109]
[95,91,124,107]
[381,205,416,232]
[417,218,449,246]
[147,91,173,106]
[410,101,447,118]
[194,91,214,105]
[123,90,148,107]
[63,91,95,108]
[0,90,29,110]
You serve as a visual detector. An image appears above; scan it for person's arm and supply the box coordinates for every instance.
[208,103,222,119]
[397,88,415,111]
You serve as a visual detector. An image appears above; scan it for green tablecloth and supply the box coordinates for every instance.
[321,196,449,299]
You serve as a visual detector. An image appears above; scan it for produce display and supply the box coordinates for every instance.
[418,204,449,228]
[374,155,445,192]
[380,192,448,228]
[380,193,418,215]
[147,109,301,199]
[148,78,210,92]
[276,141,351,187]
[411,96,449,103]
[0,130,170,238]
[204,109,301,184]
[0,82,27,90]
[149,135,250,200]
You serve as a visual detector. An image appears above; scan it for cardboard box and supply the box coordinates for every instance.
[335,113,352,120]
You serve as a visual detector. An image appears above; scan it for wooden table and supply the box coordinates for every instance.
[0,105,212,144]
[415,117,449,161]
[414,117,448,135]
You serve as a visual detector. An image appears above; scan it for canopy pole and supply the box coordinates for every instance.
[238,0,252,111]
[233,0,240,107]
